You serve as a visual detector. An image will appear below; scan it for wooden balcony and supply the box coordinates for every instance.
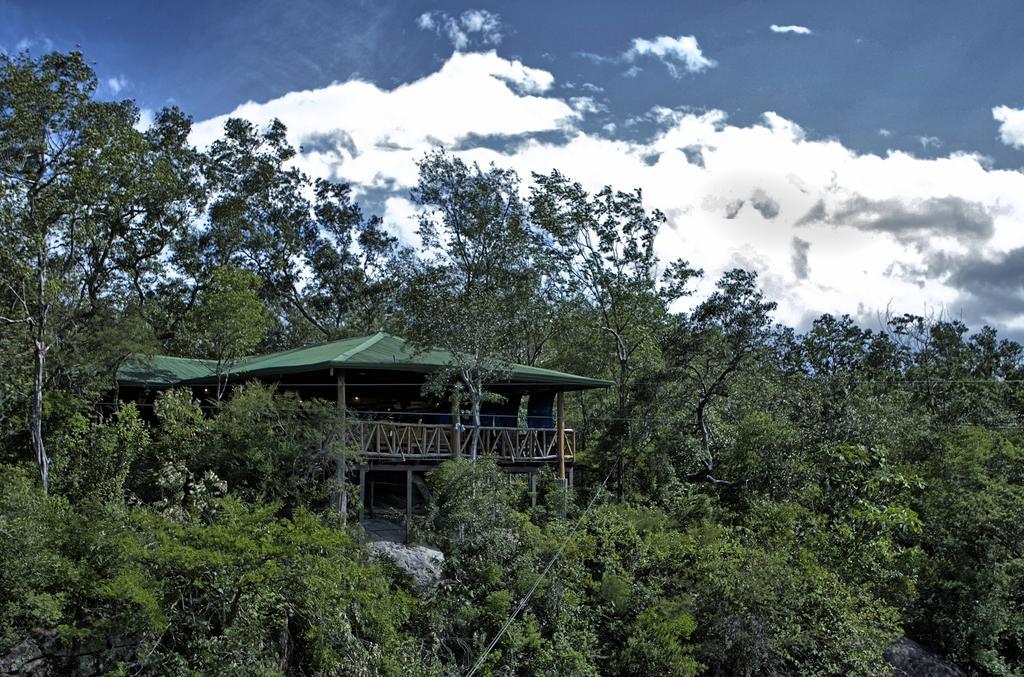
[344,419,575,464]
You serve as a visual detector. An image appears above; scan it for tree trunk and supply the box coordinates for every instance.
[216,364,228,400]
[31,335,48,492]
[470,388,482,461]
[31,255,49,493]
[696,397,712,471]
[616,355,628,498]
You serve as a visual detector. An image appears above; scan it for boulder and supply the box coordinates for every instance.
[885,637,966,677]
[0,628,142,676]
[367,540,445,590]
[0,629,59,676]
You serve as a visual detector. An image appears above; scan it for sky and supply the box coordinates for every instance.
[5,0,1024,335]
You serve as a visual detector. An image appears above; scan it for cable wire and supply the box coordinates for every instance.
[464,469,614,677]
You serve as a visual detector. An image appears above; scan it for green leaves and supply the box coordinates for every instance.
[180,265,269,397]
[190,116,409,344]
[0,468,417,675]
[1,50,201,488]
[530,170,700,493]
[907,428,1024,674]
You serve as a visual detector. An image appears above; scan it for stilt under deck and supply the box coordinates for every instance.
[357,459,574,543]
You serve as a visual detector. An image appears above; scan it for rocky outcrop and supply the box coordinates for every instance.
[0,628,139,676]
[367,540,445,591]
[885,637,966,677]
[0,629,58,676]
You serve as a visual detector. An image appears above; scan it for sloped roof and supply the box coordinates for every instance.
[118,332,612,390]
[116,354,219,386]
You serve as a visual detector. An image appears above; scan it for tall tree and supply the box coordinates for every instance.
[667,269,776,483]
[530,171,700,495]
[404,150,536,458]
[181,118,407,346]
[300,180,411,338]
[0,51,201,490]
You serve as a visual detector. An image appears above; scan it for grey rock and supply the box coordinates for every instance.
[885,637,966,677]
[367,540,445,591]
[0,629,59,676]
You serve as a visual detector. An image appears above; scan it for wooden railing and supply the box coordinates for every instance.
[345,419,575,463]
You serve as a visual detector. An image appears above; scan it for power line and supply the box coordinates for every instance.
[464,469,614,677]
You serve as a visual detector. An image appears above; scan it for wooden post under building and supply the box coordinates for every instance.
[358,467,366,522]
[405,469,413,544]
[557,391,566,485]
[336,371,347,521]
[452,397,462,459]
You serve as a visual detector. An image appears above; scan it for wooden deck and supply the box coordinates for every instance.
[344,419,575,464]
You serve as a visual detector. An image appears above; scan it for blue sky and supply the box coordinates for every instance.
[5,0,1024,333]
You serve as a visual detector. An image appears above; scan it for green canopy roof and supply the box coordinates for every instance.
[116,355,219,386]
[118,332,612,391]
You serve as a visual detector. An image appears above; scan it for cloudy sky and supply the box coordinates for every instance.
[5,0,1024,334]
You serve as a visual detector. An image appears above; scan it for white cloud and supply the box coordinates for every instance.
[878,128,892,137]
[624,35,716,77]
[191,51,1024,333]
[569,96,606,115]
[107,75,129,95]
[14,36,53,53]
[192,51,575,189]
[134,107,155,132]
[993,105,1024,149]
[770,24,812,35]
[417,9,503,51]
[918,135,942,151]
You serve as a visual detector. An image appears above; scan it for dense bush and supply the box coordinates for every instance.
[0,464,425,675]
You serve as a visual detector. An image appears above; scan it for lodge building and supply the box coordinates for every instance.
[117,332,611,532]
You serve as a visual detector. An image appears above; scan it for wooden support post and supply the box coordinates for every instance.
[405,469,413,544]
[452,397,462,459]
[557,391,566,483]
[358,467,366,522]
[529,472,538,508]
[336,372,347,522]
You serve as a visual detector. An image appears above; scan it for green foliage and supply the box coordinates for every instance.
[182,116,409,344]
[0,467,77,648]
[117,500,416,675]
[137,385,344,511]
[49,399,149,504]
[181,265,270,397]
[686,515,900,676]
[619,598,700,676]
[0,50,201,488]
[908,427,1024,675]
[531,170,702,493]
[404,151,540,456]
[0,465,420,675]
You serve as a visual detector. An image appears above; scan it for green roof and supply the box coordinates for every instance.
[116,354,219,386]
[118,332,612,390]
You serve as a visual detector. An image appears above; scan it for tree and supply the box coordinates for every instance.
[181,266,269,399]
[908,427,1024,675]
[300,180,412,337]
[886,313,1024,427]
[404,150,536,458]
[0,51,201,491]
[530,171,700,495]
[667,269,776,483]
[179,117,407,346]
